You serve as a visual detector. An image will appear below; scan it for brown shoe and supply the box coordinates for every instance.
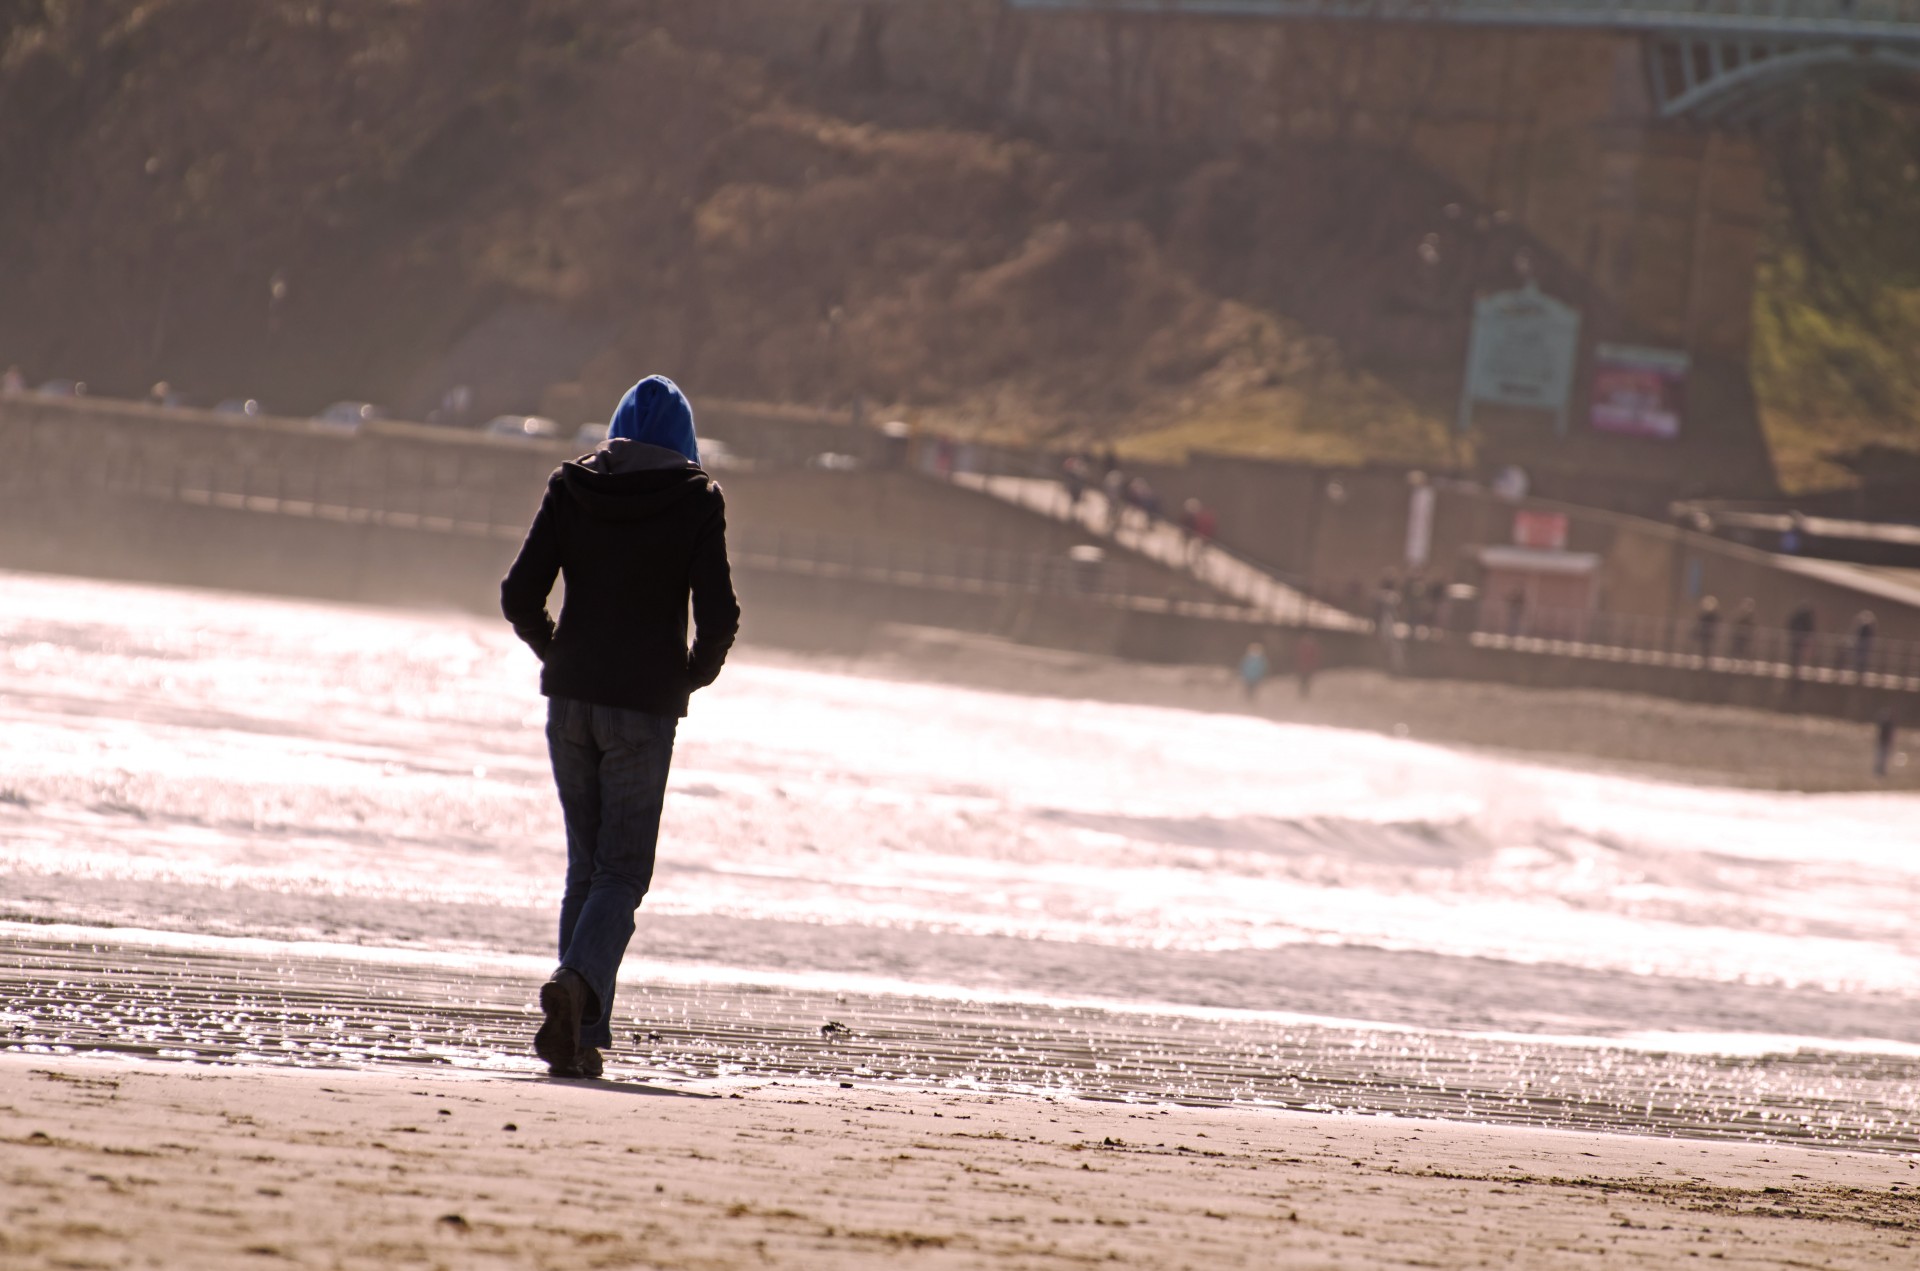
[573,1047,604,1079]
[534,968,587,1075]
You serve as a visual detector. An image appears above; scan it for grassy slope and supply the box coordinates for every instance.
[1753,259,1920,494]
[1749,90,1920,496]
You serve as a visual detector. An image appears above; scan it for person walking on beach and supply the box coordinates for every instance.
[1238,642,1269,701]
[501,375,741,1078]
[1874,709,1898,778]
[1294,632,1322,699]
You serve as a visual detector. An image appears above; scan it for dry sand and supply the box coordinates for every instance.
[4,1053,1915,1270]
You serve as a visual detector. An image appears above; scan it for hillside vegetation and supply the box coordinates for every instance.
[1752,88,1920,492]
[0,1,1912,486]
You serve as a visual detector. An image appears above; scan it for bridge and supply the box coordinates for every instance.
[1009,0,1920,117]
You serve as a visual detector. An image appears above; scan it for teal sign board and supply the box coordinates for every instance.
[1456,283,1582,435]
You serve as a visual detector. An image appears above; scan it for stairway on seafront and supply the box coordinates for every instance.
[949,472,1367,632]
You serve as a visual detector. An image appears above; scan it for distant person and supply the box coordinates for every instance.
[1504,586,1527,638]
[1192,500,1217,544]
[1376,573,1402,631]
[1061,454,1090,512]
[501,375,741,1078]
[1875,709,1898,778]
[1729,598,1756,660]
[1,366,23,395]
[1181,498,1217,563]
[1127,476,1160,527]
[440,383,473,426]
[1101,468,1126,533]
[1787,604,1816,675]
[1238,642,1269,700]
[1853,610,1877,675]
[1404,576,1433,628]
[1692,596,1720,660]
[1294,632,1322,698]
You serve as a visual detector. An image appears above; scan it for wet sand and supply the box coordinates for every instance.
[9,930,1915,1155]
[802,625,1918,792]
[5,1052,1916,1270]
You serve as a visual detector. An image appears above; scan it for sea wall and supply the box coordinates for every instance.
[0,395,1263,662]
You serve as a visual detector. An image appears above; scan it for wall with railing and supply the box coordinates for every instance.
[920,440,1920,704]
[1434,599,1920,691]
[7,393,1917,709]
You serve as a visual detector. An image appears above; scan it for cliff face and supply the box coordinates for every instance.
[1,1,1900,493]
[0,1,1492,468]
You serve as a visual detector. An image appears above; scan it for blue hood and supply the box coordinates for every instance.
[607,376,699,465]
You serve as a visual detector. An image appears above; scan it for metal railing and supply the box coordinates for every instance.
[1412,596,1920,688]
[1008,0,1920,42]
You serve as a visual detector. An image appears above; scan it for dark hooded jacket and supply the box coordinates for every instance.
[500,439,740,716]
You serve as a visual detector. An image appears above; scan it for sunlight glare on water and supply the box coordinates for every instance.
[3,570,1919,1054]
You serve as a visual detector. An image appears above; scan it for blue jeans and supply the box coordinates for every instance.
[546,696,678,1050]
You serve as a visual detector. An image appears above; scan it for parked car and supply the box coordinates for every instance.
[483,414,561,442]
[214,398,264,418]
[700,438,744,471]
[35,379,86,398]
[314,401,382,430]
[573,421,607,450]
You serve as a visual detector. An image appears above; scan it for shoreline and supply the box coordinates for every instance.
[5,1052,1915,1270]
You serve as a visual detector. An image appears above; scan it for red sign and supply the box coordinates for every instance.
[1590,344,1688,440]
[1513,510,1569,550]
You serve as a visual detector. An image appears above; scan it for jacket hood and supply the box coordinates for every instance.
[557,443,714,522]
[583,438,695,476]
[608,375,700,465]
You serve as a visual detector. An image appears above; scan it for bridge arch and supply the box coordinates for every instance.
[1650,37,1920,119]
